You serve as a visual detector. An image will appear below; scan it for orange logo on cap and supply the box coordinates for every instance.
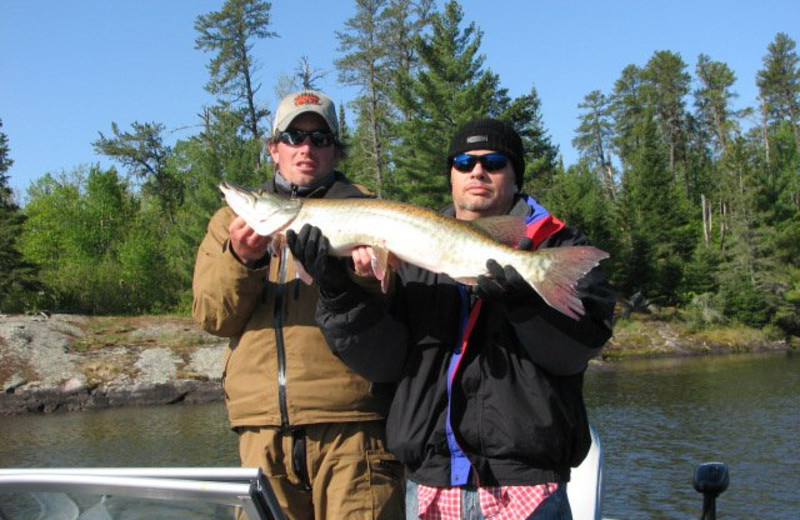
[294,93,321,106]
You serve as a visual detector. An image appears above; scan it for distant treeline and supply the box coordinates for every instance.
[1,1,798,338]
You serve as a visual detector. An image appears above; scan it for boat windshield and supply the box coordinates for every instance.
[0,467,285,520]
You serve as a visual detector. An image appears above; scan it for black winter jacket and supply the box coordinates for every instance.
[316,195,615,486]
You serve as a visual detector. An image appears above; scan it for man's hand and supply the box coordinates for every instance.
[229,217,271,264]
[350,246,401,278]
[351,246,377,277]
[474,235,537,306]
[285,224,350,294]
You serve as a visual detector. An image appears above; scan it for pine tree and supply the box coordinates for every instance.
[388,1,507,208]
[336,0,392,196]
[573,90,616,199]
[93,121,182,223]
[195,0,276,143]
[642,51,691,182]
[619,109,695,302]
[0,120,40,312]
[757,32,800,151]
[694,54,740,155]
[381,0,435,122]
[501,87,559,191]
[610,64,646,173]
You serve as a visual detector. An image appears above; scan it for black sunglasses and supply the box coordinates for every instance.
[451,153,509,172]
[278,129,335,148]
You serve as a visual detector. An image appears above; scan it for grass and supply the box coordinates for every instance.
[68,315,220,353]
[604,312,784,360]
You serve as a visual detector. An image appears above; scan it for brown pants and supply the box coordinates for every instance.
[237,421,404,520]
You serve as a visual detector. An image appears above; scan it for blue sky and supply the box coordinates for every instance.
[2,1,798,200]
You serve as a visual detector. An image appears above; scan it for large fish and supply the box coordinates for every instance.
[219,182,609,320]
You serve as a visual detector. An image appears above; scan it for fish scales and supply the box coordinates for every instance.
[219,182,609,319]
[293,198,509,281]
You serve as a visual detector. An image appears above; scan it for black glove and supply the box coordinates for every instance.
[285,224,350,295]
[474,236,537,307]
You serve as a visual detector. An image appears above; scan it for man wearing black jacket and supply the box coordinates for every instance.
[287,118,615,519]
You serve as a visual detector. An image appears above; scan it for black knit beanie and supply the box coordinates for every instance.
[446,118,525,188]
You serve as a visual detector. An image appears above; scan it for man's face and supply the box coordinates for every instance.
[268,113,339,186]
[450,149,518,221]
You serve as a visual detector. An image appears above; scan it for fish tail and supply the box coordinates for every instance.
[519,246,609,320]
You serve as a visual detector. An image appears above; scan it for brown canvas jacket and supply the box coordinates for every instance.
[192,176,388,429]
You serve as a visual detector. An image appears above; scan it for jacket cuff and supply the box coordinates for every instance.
[318,284,367,314]
[224,239,270,270]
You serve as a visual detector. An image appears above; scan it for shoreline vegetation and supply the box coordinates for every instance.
[0,313,794,416]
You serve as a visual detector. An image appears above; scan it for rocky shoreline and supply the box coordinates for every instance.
[0,314,226,415]
[0,313,791,416]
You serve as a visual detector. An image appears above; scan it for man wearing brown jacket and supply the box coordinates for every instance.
[192,90,403,519]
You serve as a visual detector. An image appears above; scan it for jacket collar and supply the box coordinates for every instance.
[265,170,338,198]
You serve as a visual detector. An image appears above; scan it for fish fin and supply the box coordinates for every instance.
[470,216,527,246]
[521,246,610,320]
[369,246,390,282]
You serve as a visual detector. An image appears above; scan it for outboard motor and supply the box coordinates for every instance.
[693,462,729,520]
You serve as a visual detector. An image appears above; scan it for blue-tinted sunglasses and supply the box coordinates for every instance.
[278,129,335,147]
[451,153,509,172]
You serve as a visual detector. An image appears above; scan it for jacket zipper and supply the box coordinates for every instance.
[274,245,290,428]
[273,184,299,429]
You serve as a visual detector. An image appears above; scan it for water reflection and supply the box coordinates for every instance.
[585,352,799,519]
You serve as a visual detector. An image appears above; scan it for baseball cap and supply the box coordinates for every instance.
[272,90,339,138]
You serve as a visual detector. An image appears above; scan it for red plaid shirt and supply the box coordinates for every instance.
[415,483,559,520]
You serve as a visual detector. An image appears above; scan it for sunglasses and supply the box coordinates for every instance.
[451,153,509,173]
[278,129,335,148]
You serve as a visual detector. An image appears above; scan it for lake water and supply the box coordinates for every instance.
[1,352,797,519]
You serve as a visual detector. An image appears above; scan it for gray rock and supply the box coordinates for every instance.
[0,314,225,415]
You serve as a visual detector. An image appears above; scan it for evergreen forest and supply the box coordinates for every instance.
[1,0,798,340]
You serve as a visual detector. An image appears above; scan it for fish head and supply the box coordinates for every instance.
[219,182,301,236]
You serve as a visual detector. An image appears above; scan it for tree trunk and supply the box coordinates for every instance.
[701,193,709,244]
[761,97,771,163]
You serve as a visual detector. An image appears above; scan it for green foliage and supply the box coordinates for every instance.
[387,1,503,207]
[541,161,622,282]
[18,166,181,314]
[616,109,696,302]
[0,119,41,312]
[694,54,739,154]
[774,268,800,337]
[335,0,394,196]
[503,87,560,186]
[387,1,554,209]
[757,32,800,133]
[680,244,722,297]
[642,50,691,178]
[167,106,269,301]
[719,280,773,328]
[93,121,183,222]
